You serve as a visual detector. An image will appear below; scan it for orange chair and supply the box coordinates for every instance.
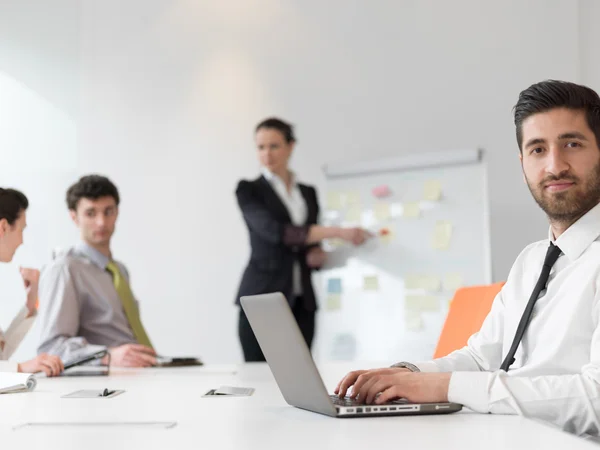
[433,282,505,359]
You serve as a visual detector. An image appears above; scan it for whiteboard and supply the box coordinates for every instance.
[313,149,491,363]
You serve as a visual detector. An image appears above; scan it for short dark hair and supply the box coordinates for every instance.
[0,188,29,225]
[514,80,600,152]
[66,175,120,211]
[255,117,296,143]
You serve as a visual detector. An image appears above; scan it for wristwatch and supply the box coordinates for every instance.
[390,361,421,372]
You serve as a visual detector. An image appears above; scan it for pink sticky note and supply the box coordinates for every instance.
[372,185,391,198]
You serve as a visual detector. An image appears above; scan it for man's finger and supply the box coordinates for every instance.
[357,375,381,403]
[130,344,156,355]
[337,371,363,398]
[375,385,403,404]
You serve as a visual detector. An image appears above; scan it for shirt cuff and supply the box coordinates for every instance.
[413,361,441,373]
[0,360,19,372]
[448,371,493,413]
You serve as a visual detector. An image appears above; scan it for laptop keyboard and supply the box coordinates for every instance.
[329,395,408,406]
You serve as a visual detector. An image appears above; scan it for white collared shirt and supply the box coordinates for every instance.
[414,201,600,436]
[0,307,36,372]
[262,168,308,296]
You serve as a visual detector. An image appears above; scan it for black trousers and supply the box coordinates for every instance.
[238,297,315,362]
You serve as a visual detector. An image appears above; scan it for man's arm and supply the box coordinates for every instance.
[37,262,105,361]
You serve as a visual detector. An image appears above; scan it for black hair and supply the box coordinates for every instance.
[0,188,29,225]
[514,80,600,152]
[255,117,296,143]
[66,175,120,211]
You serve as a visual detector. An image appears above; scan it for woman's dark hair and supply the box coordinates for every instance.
[514,80,600,152]
[66,175,120,211]
[0,188,29,225]
[255,117,296,143]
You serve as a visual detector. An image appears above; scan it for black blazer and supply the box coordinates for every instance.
[235,175,321,311]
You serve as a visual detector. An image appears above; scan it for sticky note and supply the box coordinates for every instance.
[405,295,440,312]
[379,225,396,244]
[327,278,342,294]
[443,273,464,292]
[423,180,442,201]
[374,203,391,221]
[327,192,343,210]
[405,275,441,291]
[390,202,403,218]
[405,310,424,332]
[402,202,420,218]
[326,294,342,311]
[372,185,391,198]
[363,275,379,291]
[345,206,362,223]
[345,191,361,206]
[432,220,453,250]
[327,238,346,249]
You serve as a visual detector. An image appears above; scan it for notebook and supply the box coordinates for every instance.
[0,373,37,394]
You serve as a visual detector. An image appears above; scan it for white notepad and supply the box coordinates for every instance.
[0,373,37,394]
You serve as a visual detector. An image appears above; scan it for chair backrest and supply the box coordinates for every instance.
[433,282,505,359]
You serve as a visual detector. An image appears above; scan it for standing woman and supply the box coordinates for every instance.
[0,188,63,375]
[235,118,369,362]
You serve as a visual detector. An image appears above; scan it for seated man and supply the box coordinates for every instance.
[37,175,156,367]
[336,80,600,437]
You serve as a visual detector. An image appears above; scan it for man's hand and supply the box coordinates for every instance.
[18,354,64,377]
[306,247,327,268]
[108,344,157,367]
[335,367,451,404]
[20,267,40,317]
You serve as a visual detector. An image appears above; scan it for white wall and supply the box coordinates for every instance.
[0,0,591,363]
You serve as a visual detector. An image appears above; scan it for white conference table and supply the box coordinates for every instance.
[0,363,596,449]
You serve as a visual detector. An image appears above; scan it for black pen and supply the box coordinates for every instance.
[100,388,115,397]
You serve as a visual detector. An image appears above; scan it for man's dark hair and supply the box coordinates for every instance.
[255,117,296,143]
[514,80,600,152]
[66,175,120,211]
[0,188,29,225]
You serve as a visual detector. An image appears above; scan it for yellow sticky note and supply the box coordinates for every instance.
[405,310,424,332]
[422,276,441,292]
[402,202,420,218]
[345,191,361,206]
[345,205,362,223]
[363,275,379,291]
[405,275,422,290]
[444,273,464,292]
[423,180,442,201]
[432,220,453,250]
[405,275,440,291]
[405,295,440,312]
[327,192,343,210]
[326,294,342,311]
[374,203,391,221]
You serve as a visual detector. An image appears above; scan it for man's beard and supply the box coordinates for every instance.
[526,162,600,223]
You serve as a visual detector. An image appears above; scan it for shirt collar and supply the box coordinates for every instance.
[74,241,111,270]
[550,201,600,261]
[261,167,297,187]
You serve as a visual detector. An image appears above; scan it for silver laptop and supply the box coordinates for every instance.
[240,292,462,418]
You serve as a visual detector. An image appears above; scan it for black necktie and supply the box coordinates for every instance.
[499,242,562,372]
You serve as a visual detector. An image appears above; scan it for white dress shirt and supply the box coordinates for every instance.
[0,307,36,372]
[262,168,308,296]
[412,201,600,436]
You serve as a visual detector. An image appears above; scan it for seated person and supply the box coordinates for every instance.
[0,188,63,376]
[37,175,156,367]
[336,80,600,437]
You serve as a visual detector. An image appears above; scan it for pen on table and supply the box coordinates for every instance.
[100,388,115,397]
